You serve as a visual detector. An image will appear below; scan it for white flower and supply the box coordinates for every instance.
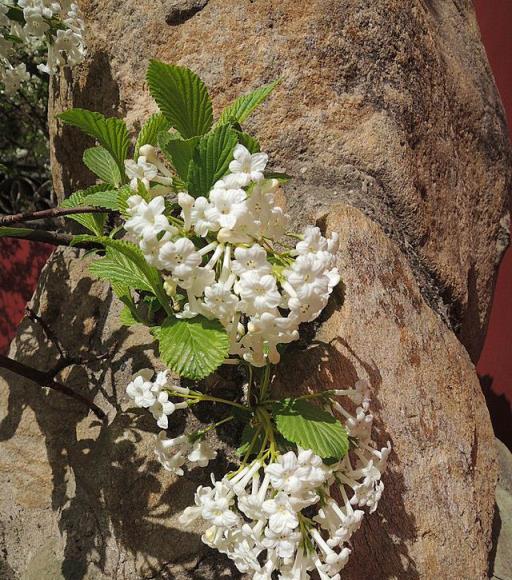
[231,244,272,276]
[235,271,282,315]
[124,195,170,238]
[124,158,158,190]
[261,527,300,560]
[262,491,299,533]
[191,196,219,236]
[149,390,187,429]
[155,432,189,476]
[228,144,268,185]
[206,187,247,230]
[265,451,311,496]
[159,237,202,278]
[126,369,156,408]
[188,440,217,467]
[203,283,239,325]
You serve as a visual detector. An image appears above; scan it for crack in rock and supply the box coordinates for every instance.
[165,0,209,26]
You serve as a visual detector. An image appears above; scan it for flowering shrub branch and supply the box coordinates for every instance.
[0,58,391,577]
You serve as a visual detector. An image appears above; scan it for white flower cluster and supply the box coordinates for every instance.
[125,368,217,476]
[178,383,390,579]
[0,0,85,95]
[124,143,340,367]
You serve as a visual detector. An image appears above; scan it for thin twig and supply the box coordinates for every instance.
[0,206,110,225]
[0,227,102,249]
[0,354,106,420]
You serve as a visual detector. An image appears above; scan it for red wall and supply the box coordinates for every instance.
[474,1,512,412]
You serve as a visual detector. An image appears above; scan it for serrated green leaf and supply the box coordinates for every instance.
[235,131,260,153]
[159,132,200,181]
[61,185,110,235]
[74,235,172,315]
[0,226,34,238]
[58,108,130,175]
[89,248,153,293]
[134,113,172,159]
[147,60,213,138]
[272,398,349,460]
[83,189,120,210]
[187,125,238,197]
[83,146,122,186]
[152,315,229,380]
[217,80,279,126]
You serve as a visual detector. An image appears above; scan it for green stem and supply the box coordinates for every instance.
[172,390,248,411]
[196,415,234,437]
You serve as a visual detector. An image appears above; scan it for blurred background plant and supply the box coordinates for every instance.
[0,43,55,215]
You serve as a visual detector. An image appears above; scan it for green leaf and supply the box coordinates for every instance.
[134,113,172,159]
[58,108,130,175]
[265,171,292,183]
[187,125,238,197]
[152,315,229,380]
[147,60,213,138]
[75,235,171,315]
[61,186,109,235]
[83,146,122,186]
[89,248,153,293]
[235,131,260,153]
[217,80,279,126]
[119,304,141,327]
[0,226,34,238]
[159,132,200,181]
[83,189,120,210]
[236,423,263,457]
[272,398,349,460]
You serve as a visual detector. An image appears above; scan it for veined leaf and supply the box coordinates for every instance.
[119,305,141,327]
[89,248,154,293]
[83,146,122,186]
[61,185,110,235]
[74,235,172,315]
[134,113,172,159]
[83,189,120,210]
[235,130,260,153]
[152,315,229,380]
[272,398,349,460]
[217,80,279,126]
[58,109,130,174]
[147,60,213,138]
[187,124,238,197]
[159,132,200,181]
[0,226,34,238]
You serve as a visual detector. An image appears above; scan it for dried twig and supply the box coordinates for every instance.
[0,227,102,249]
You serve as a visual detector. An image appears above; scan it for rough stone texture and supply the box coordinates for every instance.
[49,0,512,361]
[0,249,241,579]
[491,439,512,580]
[276,206,497,579]
[1,0,508,578]
[0,206,498,579]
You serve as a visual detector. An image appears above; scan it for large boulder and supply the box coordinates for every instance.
[1,0,509,578]
[49,0,512,361]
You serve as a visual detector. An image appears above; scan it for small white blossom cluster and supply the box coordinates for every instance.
[0,0,85,95]
[125,368,218,476]
[177,383,390,579]
[124,143,340,367]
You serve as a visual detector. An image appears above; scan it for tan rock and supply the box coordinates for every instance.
[277,205,497,578]
[49,0,511,360]
[1,1,506,578]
